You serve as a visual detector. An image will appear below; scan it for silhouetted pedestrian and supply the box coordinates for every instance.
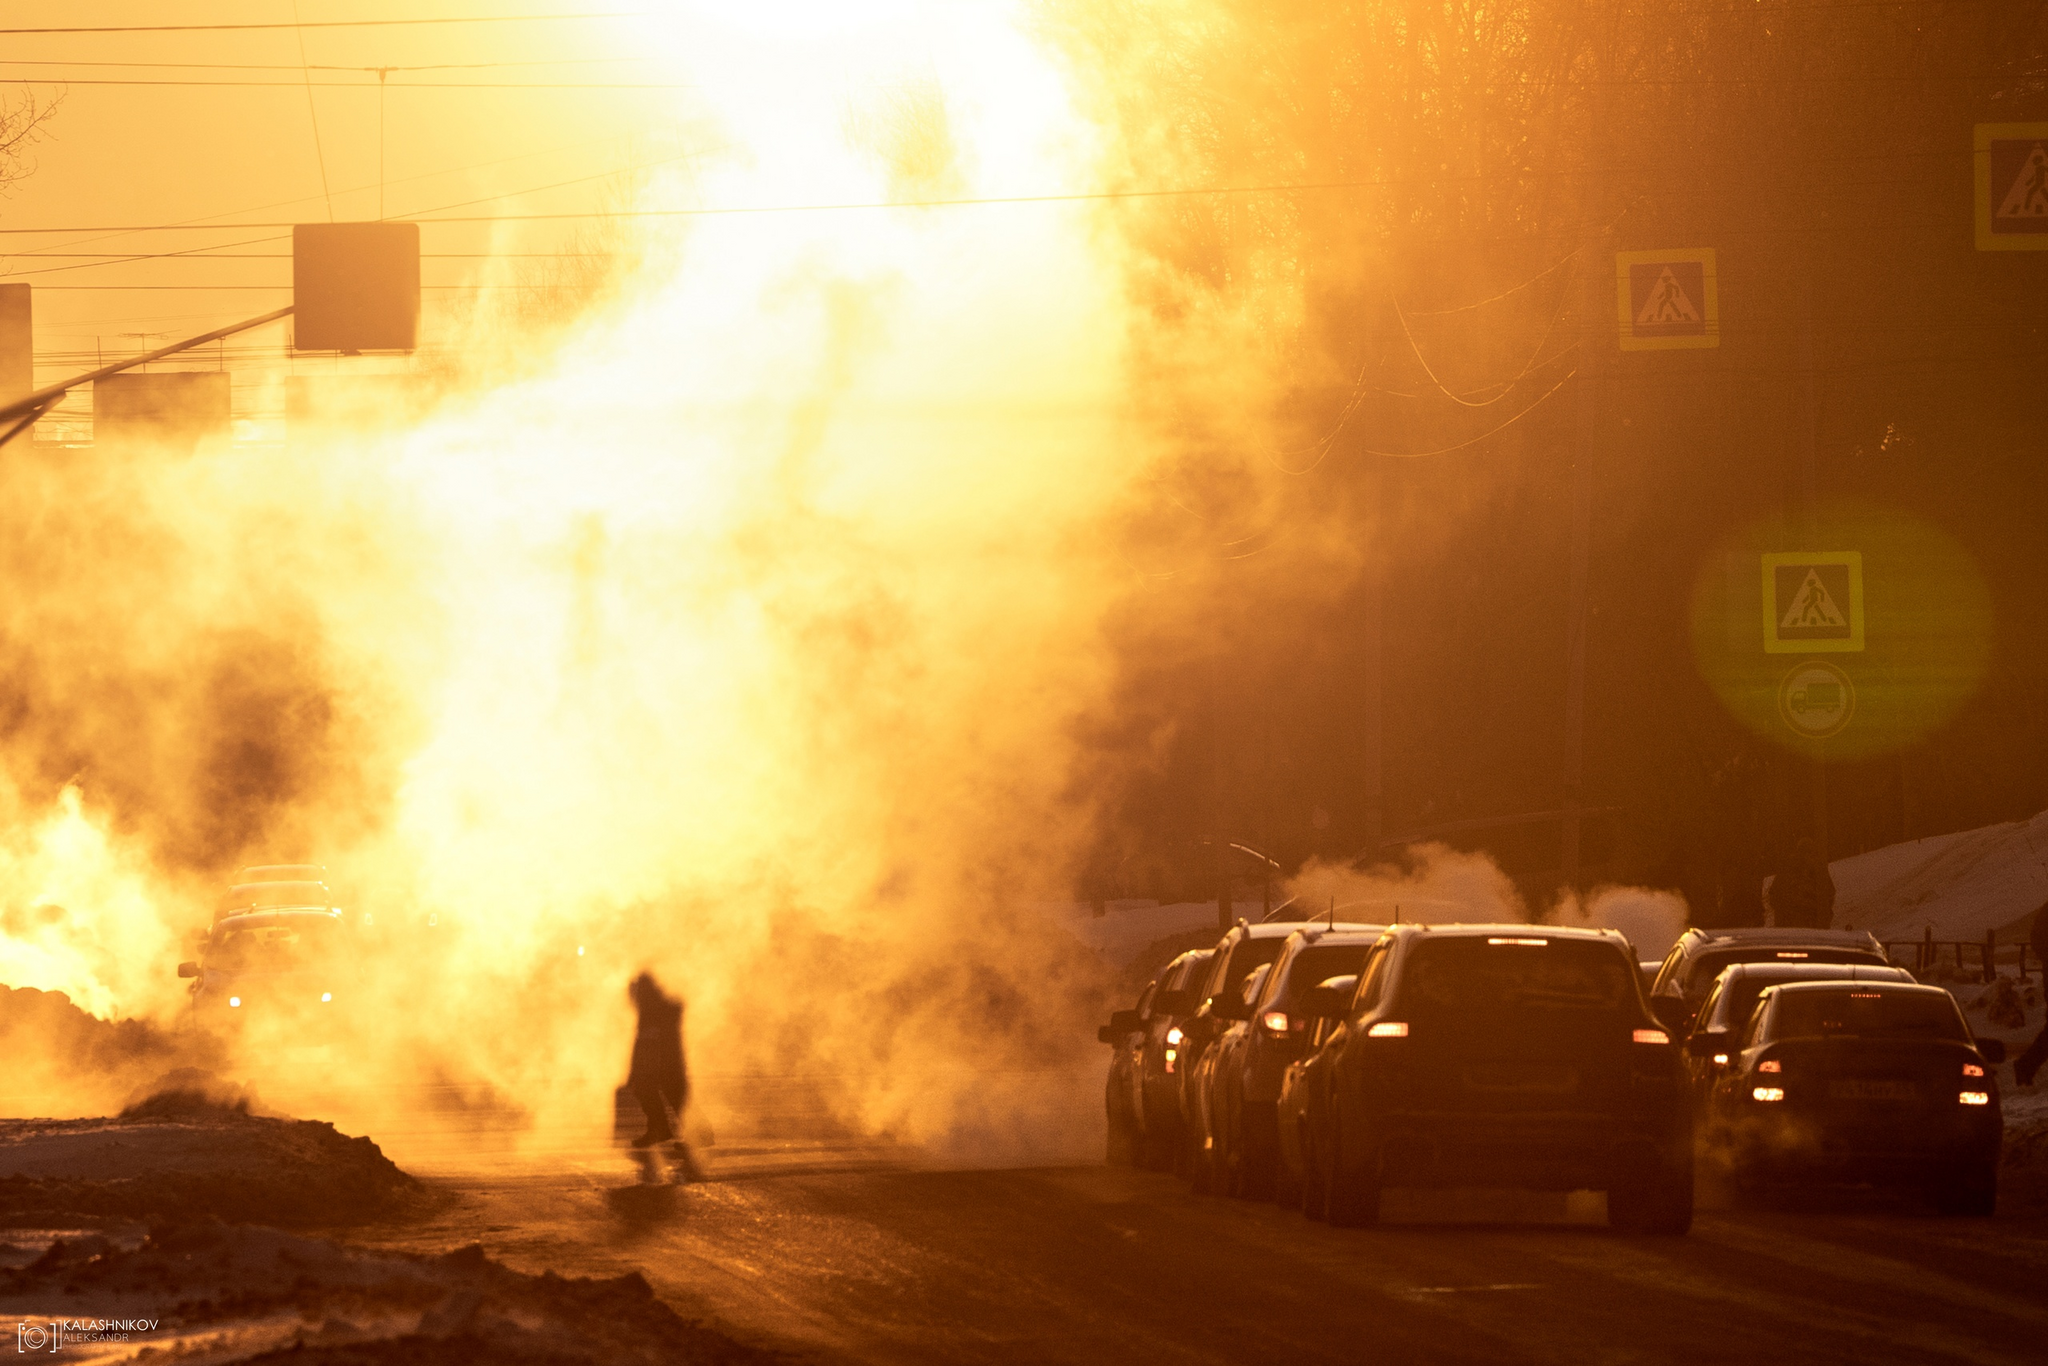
[627,972,702,1183]
[2013,901,2048,1087]
[1767,838,1836,929]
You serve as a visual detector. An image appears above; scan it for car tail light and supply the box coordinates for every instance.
[1487,937,1547,946]
[1262,1011,1290,1037]
[1960,1091,1990,1106]
[1367,1021,1408,1038]
[1164,1049,1177,1073]
[1632,1028,1669,1045]
[1962,1063,1985,1078]
[1757,1059,1781,1073]
[1774,951,1809,959]
[1712,1054,1729,1066]
[1752,1087,1785,1102]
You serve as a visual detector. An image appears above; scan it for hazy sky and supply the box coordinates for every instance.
[0,2,679,417]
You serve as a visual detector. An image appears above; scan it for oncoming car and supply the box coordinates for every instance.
[180,909,354,1021]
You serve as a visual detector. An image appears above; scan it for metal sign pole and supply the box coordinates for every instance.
[0,305,295,441]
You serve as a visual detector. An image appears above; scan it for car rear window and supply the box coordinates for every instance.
[1715,970,1898,1033]
[1398,937,1635,1016]
[1267,944,1370,1008]
[1770,989,1967,1043]
[1684,947,1883,997]
[1214,938,1287,1008]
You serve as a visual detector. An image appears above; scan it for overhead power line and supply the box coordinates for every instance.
[3,79,682,89]
[0,60,643,72]
[0,15,638,35]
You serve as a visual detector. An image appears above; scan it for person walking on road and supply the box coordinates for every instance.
[627,971,704,1183]
[2013,901,2048,1087]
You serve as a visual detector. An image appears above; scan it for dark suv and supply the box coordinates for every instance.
[1306,924,1692,1233]
[1648,928,1889,1037]
[1189,927,1382,1199]
[1178,919,1374,1177]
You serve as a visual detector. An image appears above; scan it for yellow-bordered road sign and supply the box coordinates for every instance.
[1615,248,1718,350]
[1777,660,1856,740]
[1976,123,2048,251]
[1762,551,1863,654]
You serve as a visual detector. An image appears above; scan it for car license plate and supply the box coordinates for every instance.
[1464,1065,1576,1094]
[1828,1079,1917,1101]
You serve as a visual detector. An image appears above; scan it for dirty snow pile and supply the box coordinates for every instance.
[0,1224,772,1365]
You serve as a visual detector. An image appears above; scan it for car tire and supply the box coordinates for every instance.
[1932,1163,1997,1218]
[1300,1125,1329,1221]
[1272,1149,1301,1210]
[1105,1098,1138,1169]
[1190,1131,1219,1195]
[1609,1155,1694,1235]
[1239,1119,1276,1202]
[1141,1128,1176,1173]
[1325,1118,1382,1229]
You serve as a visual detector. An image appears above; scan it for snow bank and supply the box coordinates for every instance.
[1830,808,2048,943]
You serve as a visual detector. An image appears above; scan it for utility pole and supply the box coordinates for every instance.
[1798,271,1828,866]
[1361,460,1385,852]
[1562,232,1608,893]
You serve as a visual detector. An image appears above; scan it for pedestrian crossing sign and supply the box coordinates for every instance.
[1616,248,1718,350]
[1976,123,2048,251]
[1762,551,1864,654]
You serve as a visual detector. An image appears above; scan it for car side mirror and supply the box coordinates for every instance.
[1299,975,1360,1019]
[1978,1037,2007,1065]
[1098,1009,1141,1044]
[177,961,199,979]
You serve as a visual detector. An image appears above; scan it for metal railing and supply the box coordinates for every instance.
[1881,926,2038,984]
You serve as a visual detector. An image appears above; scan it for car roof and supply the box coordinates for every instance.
[1759,979,1950,999]
[1236,920,1377,942]
[1714,962,1912,983]
[1379,922,1630,946]
[214,909,344,931]
[1284,927,1388,948]
[1679,927,1883,952]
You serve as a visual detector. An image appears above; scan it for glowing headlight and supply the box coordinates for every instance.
[228,996,241,1008]
[1960,1091,1990,1106]
[1262,1011,1290,1036]
[1712,1054,1729,1066]
[321,992,332,1003]
[1165,1027,1183,1047]
[1752,1087,1785,1102]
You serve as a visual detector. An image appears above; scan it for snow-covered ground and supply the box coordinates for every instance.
[1831,807,2048,943]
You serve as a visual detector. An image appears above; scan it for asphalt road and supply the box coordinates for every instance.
[342,1135,2048,1366]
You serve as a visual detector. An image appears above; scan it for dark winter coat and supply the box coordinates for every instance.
[629,989,688,1106]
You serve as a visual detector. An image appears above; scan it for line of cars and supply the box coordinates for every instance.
[1102,917,2008,1230]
